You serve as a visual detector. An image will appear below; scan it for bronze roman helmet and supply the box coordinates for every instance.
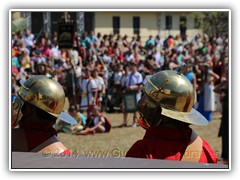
[139,70,208,127]
[12,75,77,128]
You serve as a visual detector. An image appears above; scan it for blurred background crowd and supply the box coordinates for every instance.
[11,28,229,117]
[11,11,230,162]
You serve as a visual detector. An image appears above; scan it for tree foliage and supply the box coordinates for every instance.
[12,18,26,33]
[201,12,229,37]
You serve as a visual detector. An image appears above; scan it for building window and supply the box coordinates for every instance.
[165,15,172,30]
[133,16,140,35]
[113,16,120,35]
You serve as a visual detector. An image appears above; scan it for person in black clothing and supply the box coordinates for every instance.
[214,68,229,164]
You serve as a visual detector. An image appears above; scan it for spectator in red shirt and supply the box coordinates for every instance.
[126,70,218,164]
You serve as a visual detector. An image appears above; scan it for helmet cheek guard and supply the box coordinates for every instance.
[12,97,24,128]
[136,94,163,129]
[137,115,150,130]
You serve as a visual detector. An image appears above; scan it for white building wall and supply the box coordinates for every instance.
[172,14,179,30]
[94,12,203,44]
[187,15,195,29]
[95,12,113,34]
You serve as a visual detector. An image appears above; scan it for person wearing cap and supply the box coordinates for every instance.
[126,70,218,163]
[12,75,77,155]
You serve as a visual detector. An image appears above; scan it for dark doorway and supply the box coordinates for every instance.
[51,12,77,36]
[180,16,187,38]
[112,16,120,35]
[84,12,94,34]
[31,12,43,37]
[133,16,140,36]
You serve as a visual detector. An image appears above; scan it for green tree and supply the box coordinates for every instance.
[202,12,229,37]
[12,18,26,33]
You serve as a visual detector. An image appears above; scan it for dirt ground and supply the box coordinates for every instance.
[58,109,223,159]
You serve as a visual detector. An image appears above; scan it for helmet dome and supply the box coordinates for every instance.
[144,70,208,126]
[18,75,76,125]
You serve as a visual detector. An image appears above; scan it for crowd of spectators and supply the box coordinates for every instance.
[11,28,229,121]
[11,25,229,161]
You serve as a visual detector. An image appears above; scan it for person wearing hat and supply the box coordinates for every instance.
[12,75,77,155]
[126,70,218,163]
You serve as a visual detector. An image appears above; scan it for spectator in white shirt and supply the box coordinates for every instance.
[120,61,143,127]
[92,68,106,110]
[23,29,35,52]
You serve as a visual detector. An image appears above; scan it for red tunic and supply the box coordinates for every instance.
[126,126,218,164]
[19,121,72,155]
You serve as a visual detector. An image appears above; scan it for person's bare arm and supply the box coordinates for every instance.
[78,56,82,67]
[71,117,82,131]
[193,74,197,91]
[88,121,103,132]
[195,64,201,75]
[209,70,220,84]
[102,84,106,95]
[93,90,98,105]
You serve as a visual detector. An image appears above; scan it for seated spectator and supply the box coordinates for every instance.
[56,106,87,134]
[74,106,111,135]
[69,106,87,132]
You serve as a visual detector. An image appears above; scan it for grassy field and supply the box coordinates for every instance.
[58,111,223,159]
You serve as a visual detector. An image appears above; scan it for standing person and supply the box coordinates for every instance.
[167,35,175,49]
[119,61,143,127]
[51,41,61,68]
[214,67,229,164]
[12,75,77,154]
[79,68,98,117]
[65,52,82,108]
[118,65,130,127]
[183,64,197,105]
[23,29,35,52]
[92,68,106,110]
[197,61,220,121]
[89,31,99,44]
[111,64,124,108]
[126,70,218,164]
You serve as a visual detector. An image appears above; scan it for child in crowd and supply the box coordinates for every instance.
[74,106,111,135]
[69,106,87,133]
[55,106,86,134]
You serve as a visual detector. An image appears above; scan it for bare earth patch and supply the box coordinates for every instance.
[58,112,223,159]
